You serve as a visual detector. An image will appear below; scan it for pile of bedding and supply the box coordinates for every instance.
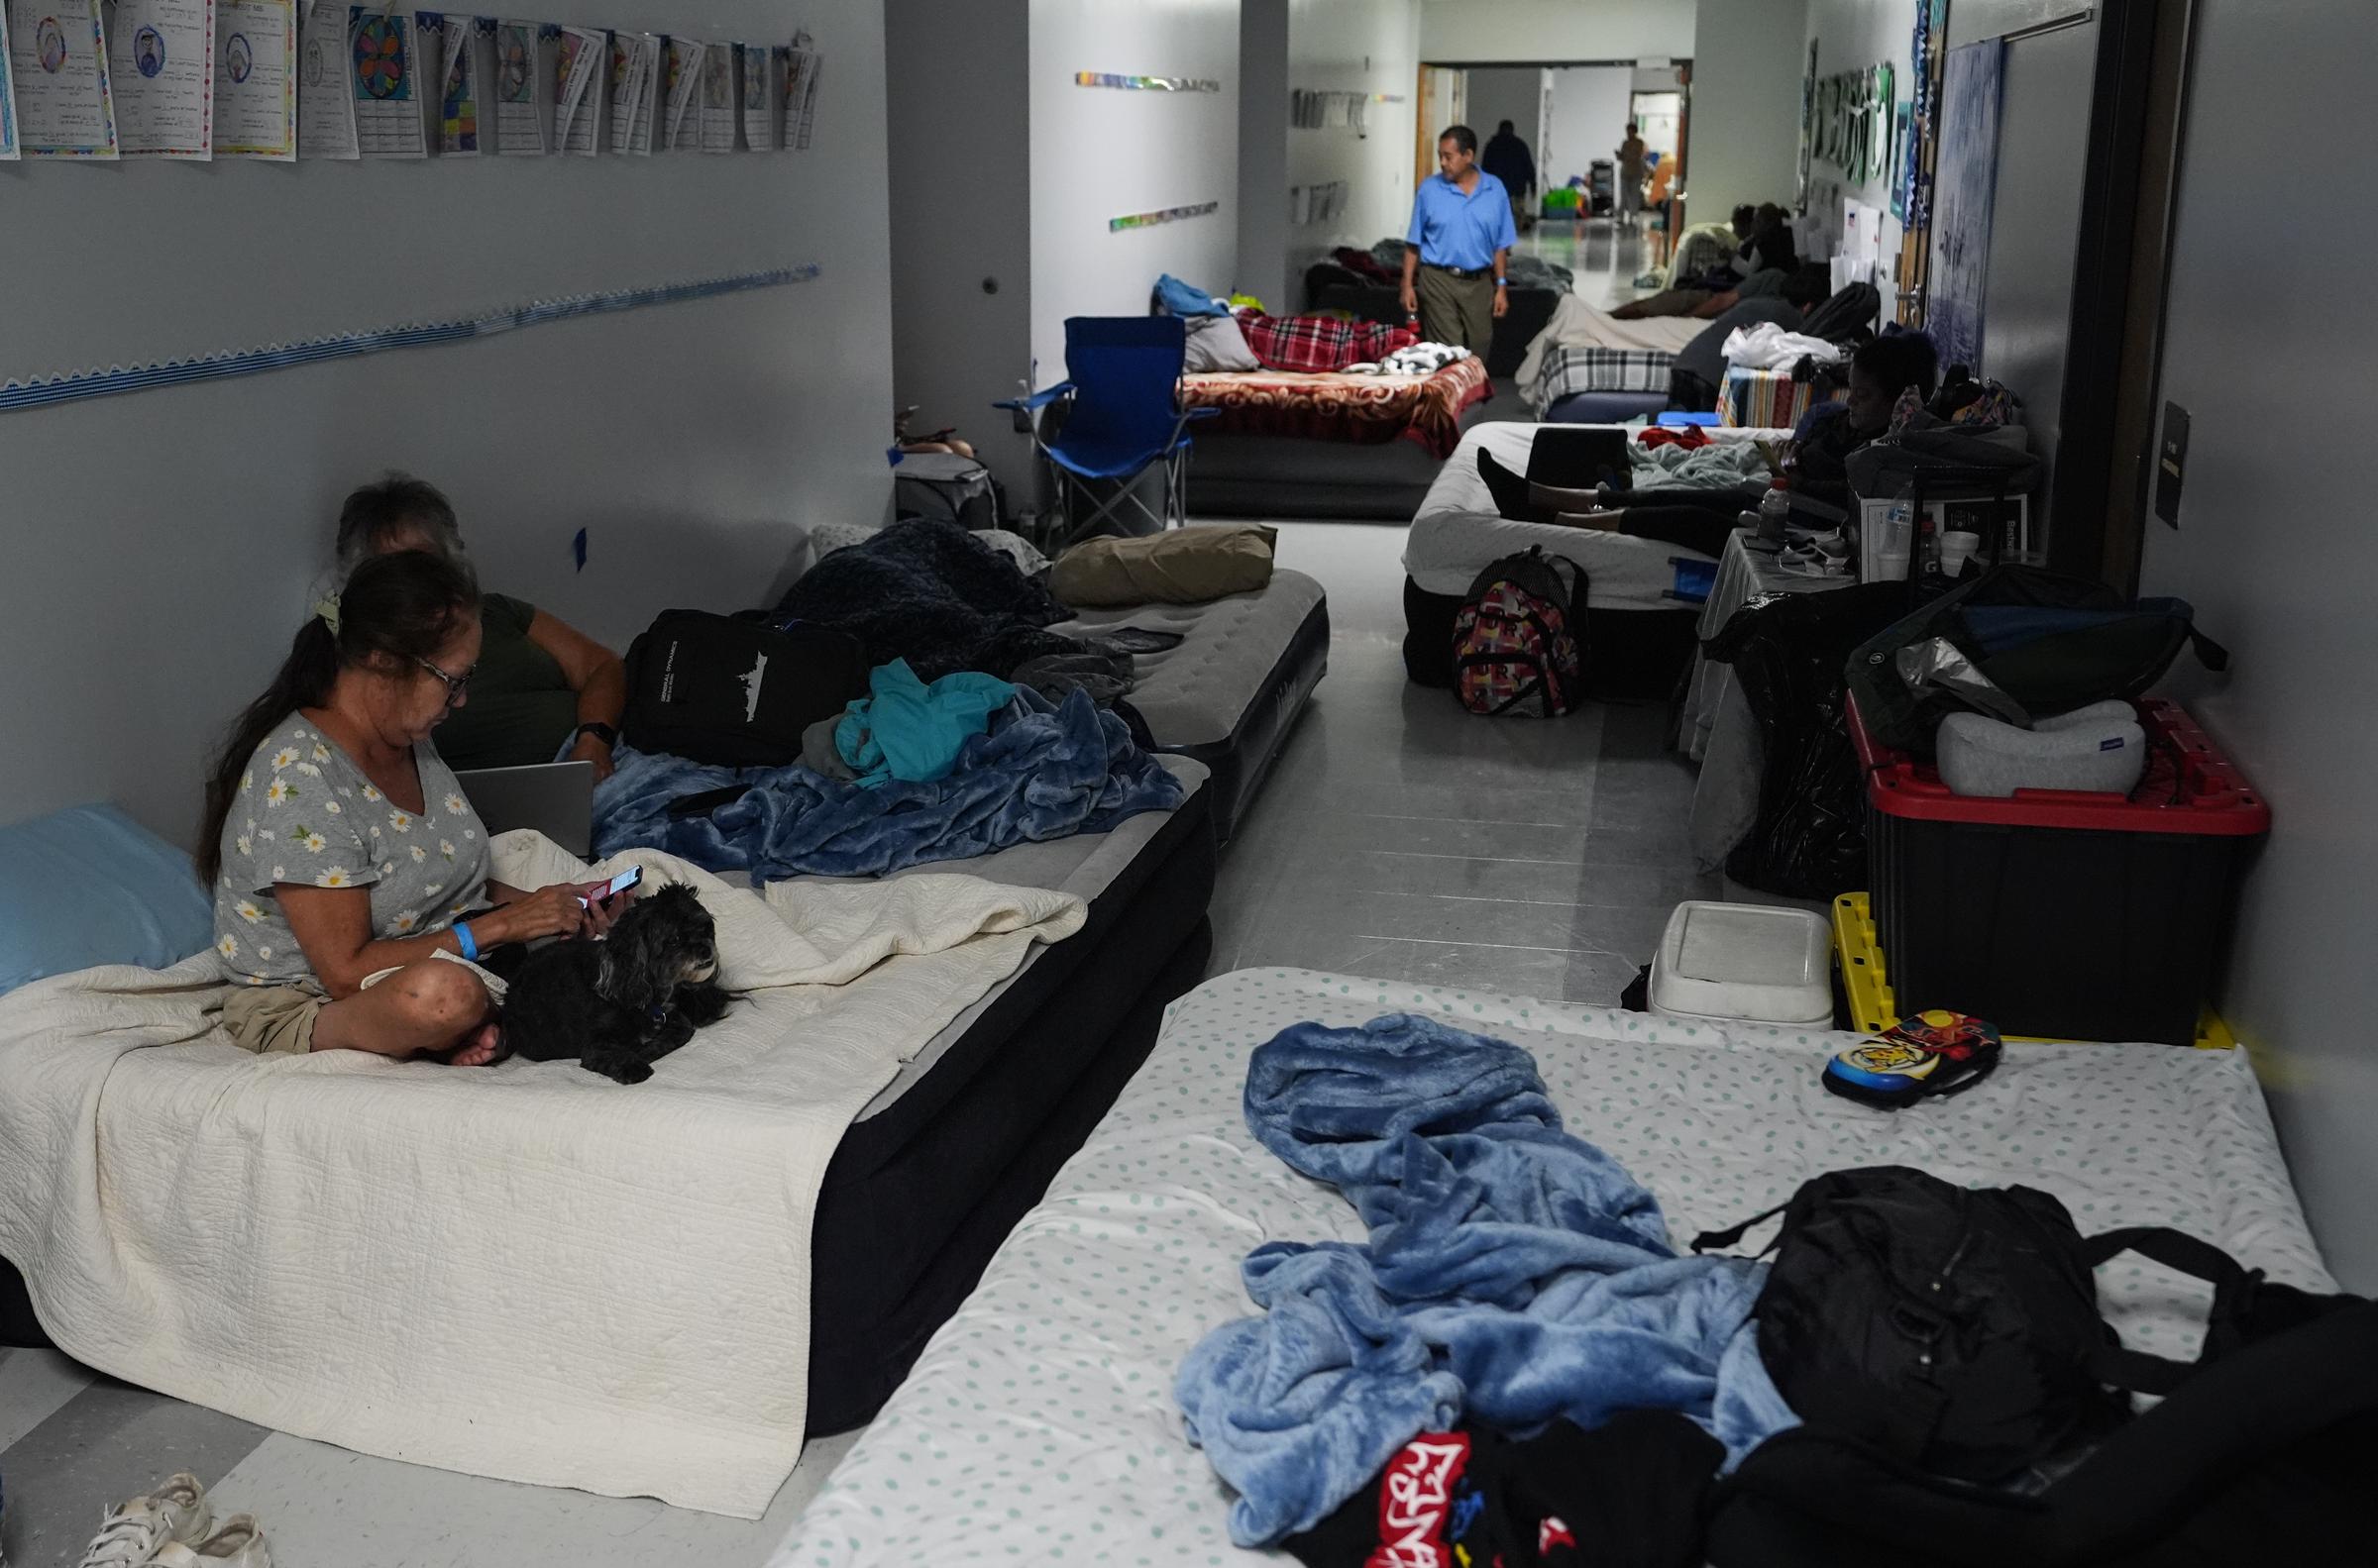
[1180,355,1491,459]
[1176,1012,1790,1545]
[594,684,1185,882]
[1517,294,1705,411]
[773,518,1081,682]
[0,835,1088,1517]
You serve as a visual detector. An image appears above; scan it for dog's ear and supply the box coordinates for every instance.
[594,919,667,1014]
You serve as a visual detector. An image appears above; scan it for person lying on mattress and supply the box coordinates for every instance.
[336,473,628,782]
[200,551,625,1066]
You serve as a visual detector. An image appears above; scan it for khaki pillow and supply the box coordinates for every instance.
[1052,525,1278,607]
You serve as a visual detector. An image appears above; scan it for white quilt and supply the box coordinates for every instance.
[772,969,2330,1567]
[0,836,1085,1517]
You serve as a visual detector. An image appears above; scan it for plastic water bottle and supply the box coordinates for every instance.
[1757,478,1791,544]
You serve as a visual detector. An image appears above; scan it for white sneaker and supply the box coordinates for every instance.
[75,1474,214,1568]
[153,1516,270,1568]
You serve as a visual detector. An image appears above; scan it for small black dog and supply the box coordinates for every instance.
[498,884,732,1084]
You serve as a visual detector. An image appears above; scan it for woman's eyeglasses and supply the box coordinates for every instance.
[411,655,477,707]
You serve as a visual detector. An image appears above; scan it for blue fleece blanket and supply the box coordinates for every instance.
[593,686,1185,882]
[1175,1013,1796,1546]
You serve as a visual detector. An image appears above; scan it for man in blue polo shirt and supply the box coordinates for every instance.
[1399,124,1518,358]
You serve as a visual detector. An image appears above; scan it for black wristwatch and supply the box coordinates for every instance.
[575,721,619,748]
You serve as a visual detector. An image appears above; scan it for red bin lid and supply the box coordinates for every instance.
[1848,694,2270,835]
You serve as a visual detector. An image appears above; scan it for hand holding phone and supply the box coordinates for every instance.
[581,865,643,907]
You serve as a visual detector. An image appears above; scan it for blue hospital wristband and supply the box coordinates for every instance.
[453,921,480,962]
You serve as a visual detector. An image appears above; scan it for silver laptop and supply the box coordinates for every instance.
[452,761,596,858]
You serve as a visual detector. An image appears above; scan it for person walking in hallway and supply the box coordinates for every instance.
[1617,120,1648,231]
[1482,118,1537,233]
[1400,124,1516,359]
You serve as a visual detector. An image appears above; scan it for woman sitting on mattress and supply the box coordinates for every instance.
[335,474,628,782]
[200,551,623,1066]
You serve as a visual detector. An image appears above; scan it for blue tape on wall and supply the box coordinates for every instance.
[0,265,823,414]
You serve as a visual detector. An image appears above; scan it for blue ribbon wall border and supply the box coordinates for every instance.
[0,265,823,414]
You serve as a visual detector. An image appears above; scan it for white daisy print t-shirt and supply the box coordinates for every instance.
[211,715,494,988]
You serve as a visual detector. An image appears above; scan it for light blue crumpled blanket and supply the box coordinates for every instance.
[593,685,1185,883]
[1175,1012,1797,1546]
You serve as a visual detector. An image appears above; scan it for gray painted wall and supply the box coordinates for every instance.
[1238,0,1293,312]
[1028,0,1242,381]
[888,0,1034,491]
[0,0,893,849]
[2141,0,2378,1293]
[1688,0,1806,229]
[1419,0,1693,63]
[1283,0,1420,277]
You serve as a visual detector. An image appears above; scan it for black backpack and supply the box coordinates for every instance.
[621,610,867,769]
[1700,1202,2378,1568]
[1692,1166,2134,1484]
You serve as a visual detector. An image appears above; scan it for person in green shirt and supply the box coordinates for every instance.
[334,475,627,781]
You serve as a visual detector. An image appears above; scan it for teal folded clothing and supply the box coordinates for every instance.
[836,659,1018,785]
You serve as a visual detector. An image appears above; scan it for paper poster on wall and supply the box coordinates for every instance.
[215,0,295,157]
[295,0,355,156]
[9,0,120,157]
[347,5,423,157]
[0,5,21,157]
[1927,39,2004,377]
[661,34,700,150]
[106,0,212,156]
[550,21,598,155]
[780,31,818,150]
[605,30,653,155]
[417,11,484,155]
[1890,102,1912,220]
[736,41,770,150]
[697,38,731,152]
[489,18,537,153]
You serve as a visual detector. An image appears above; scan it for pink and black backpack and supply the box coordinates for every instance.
[1451,548,1585,717]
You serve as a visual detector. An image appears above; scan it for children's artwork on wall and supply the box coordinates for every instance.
[108,0,214,157]
[350,4,424,157]
[11,0,120,157]
[491,17,538,154]
[1927,39,2005,377]
[1074,71,1217,93]
[1110,200,1219,234]
[216,0,296,158]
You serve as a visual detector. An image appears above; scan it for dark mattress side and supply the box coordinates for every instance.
[806,783,1220,1432]
[1159,594,1329,847]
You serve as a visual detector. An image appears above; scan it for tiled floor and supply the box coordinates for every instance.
[0,234,1692,1566]
[1209,522,1716,1006]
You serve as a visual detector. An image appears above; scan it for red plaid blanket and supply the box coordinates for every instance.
[1237,313,1419,374]
[1179,357,1491,459]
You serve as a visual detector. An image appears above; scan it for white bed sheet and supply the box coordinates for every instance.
[1406,424,1798,607]
[771,967,2329,1567]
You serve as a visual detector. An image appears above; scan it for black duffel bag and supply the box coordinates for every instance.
[1844,565,2228,756]
[620,609,866,769]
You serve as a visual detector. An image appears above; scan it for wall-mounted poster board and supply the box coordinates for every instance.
[1927,38,2004,375]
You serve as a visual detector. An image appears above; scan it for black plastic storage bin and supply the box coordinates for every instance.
[1848,695,2268,1045]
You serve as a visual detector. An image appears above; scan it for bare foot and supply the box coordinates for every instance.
[449,1022,502,1067]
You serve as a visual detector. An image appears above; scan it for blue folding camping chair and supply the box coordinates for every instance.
[996,316,1217,547]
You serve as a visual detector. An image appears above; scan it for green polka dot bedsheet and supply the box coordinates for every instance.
[771,967,2329,1567]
